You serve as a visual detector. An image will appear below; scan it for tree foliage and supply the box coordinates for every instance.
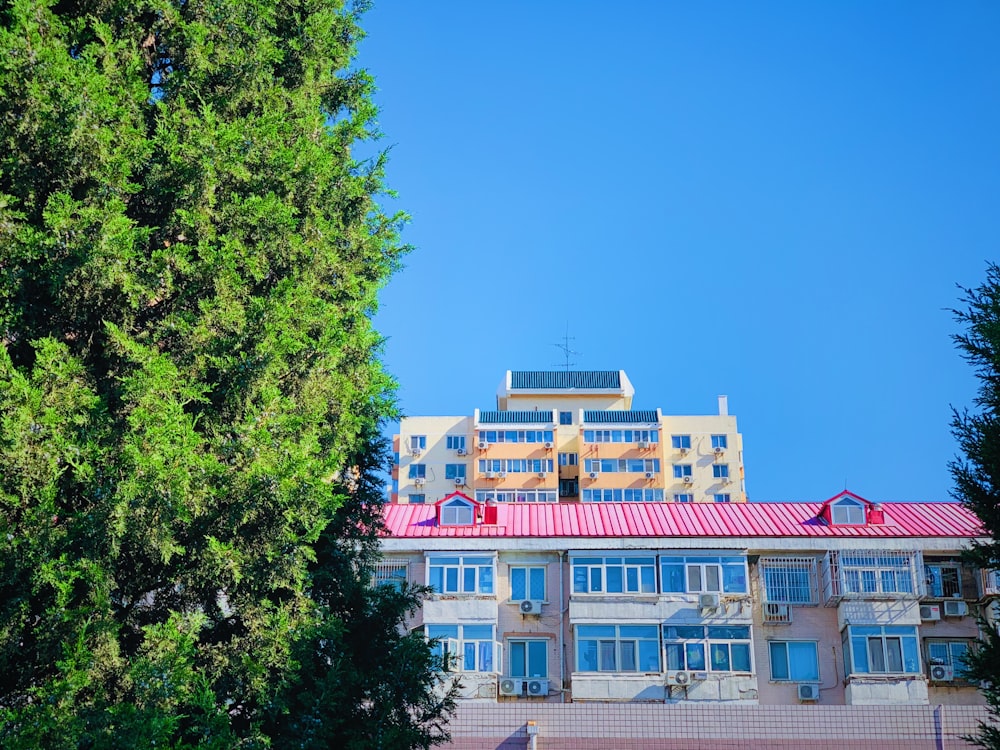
[951,263,1000,748]
[0,0,452,746]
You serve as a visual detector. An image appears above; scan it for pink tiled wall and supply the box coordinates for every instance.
[438,703,992,749]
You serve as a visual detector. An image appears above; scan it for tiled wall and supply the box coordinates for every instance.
[438,703,991,749]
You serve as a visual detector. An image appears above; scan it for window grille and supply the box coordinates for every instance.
[758,557,819,605]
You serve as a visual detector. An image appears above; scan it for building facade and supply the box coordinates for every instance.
[392,370,747,506]
[379,491,990,708]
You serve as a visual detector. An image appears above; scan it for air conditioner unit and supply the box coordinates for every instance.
[943,600,969,617]
[666,671,691,686]
[538,471,548,478]
[457,448,467,456]
[920,604,942,621]
[499,678,524,696]
[714,447,725,456]
[589,472,600,479]
[718,476,730,484]
[544,441,554,449]
[930,665,955,682]
[519,599,543,615]
[678,447,689,455]
[682,475,693,484]
[797,684,819,701]
[485,471,496,479]
[638,441,650,450]
[413,477,425,486]
[411,448,422,457]
[526,679,549,696]
[498,471,508,478]
[699,593,720,609]
[454,477,465,486]
[478,441,488,450]
[763,603,792,623]
[644,471,655,479]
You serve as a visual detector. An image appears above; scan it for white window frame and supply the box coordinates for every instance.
[510,565,546,601]
[672,464,692,478]
[660,555,748,594]
[673,493,693,503]
[671,434,691,450]
[509,638,549,679]
[408,463,426,479]
[843,625,920,676]
[373,559,408,590]
[713,494,731,503]
[410,435,427,452]
[407,493,426,504]
[426,553,495,594]
[439,498,475,525]
[444,463,467,480]
[582,488,665,502]
[925,562,963,599]
[712,464,730,479]
[711,434,728,450]
[571,554,657,594]
[663,625,753,673]
[576,624,661,673]
[831,497,865,525]
[768,640,819,682]
[925,638,974,681]
[446,434,466,451]
[427,624,501,673]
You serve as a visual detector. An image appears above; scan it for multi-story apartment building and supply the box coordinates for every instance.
[379,490,989,709]
[392,370,747,506]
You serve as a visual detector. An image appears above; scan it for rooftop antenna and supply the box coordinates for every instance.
[554,325,579,371]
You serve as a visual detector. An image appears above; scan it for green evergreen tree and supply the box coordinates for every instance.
[0,1,452,746]
[951,263,1000,749]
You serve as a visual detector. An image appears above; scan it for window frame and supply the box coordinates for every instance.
[843,625,920,676]
[509,638,549,679]
[571,554,658,595]
[660,555,748,594]
[672,464,692,479]
[712,464,730,479]
[673,493,694,503]
[444,463,467,480]
[925,638,975,681]
[671,434,691,450]
[408,463,426,479]
[925,562,963,599]
[713,494,731,503]
[408,493,426,504]
[446,435,466,451]
[663,624,753,673]
[831,498,866,525]
[410,435,427,452]
[576,624,661,673]
[759,557,819,605]
[711,434,728,450]
[426,553,495,594]
[427,624,500,673]
[768,640,820,682]
[510,565,546,601]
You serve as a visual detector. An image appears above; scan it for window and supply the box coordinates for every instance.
[572,555,657,594]
[835,551,917,596]
[478,430,554,444]
[673,464,692,479]
[711,434,728,450]
[479,459,554,473]
[439,498,475,525]
[926,639,973,680]
[373,560,408,590]
[583,458,660,473]
[408,494,426,504]
[769,641,819,681]
[558,479,578,497]
[663,625,752,673]
[759,557,818,604]
[445,463,467,480]
[831,497,865,525]
[446,435,466,451]
[713,494,731,503]
[510,566,545,601]
[582,488,664,502]
[559,411,573,425]
[577,625,660,672]
[712,464,729,479]
[408,463,426,479]
[427,554,494,594]
[410,435,426,452]
[925,563,962,598]
[661,555,748,594]
[426,624,497,672]
[475,490,557,503]
[510,639,548,678]
[843,625,920,675]
[671,435,691,450]
[673,493,694,503]
[583,430,659,444]
[558,452,578,466]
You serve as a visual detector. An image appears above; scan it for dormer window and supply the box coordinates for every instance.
[440,497,476,525]
[831,497,865,525]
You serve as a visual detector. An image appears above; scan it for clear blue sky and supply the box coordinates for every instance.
[357,1,1000,503]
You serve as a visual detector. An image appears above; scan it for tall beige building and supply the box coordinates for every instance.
[391,370,746,505]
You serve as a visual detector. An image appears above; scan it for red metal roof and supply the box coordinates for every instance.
[381,501,984,539]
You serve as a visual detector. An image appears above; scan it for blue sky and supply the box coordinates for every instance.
[357,1,1000,503]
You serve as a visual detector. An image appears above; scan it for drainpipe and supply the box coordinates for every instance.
[559,550,566,703]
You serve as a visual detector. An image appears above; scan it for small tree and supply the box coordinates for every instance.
[951,263,1000,748]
